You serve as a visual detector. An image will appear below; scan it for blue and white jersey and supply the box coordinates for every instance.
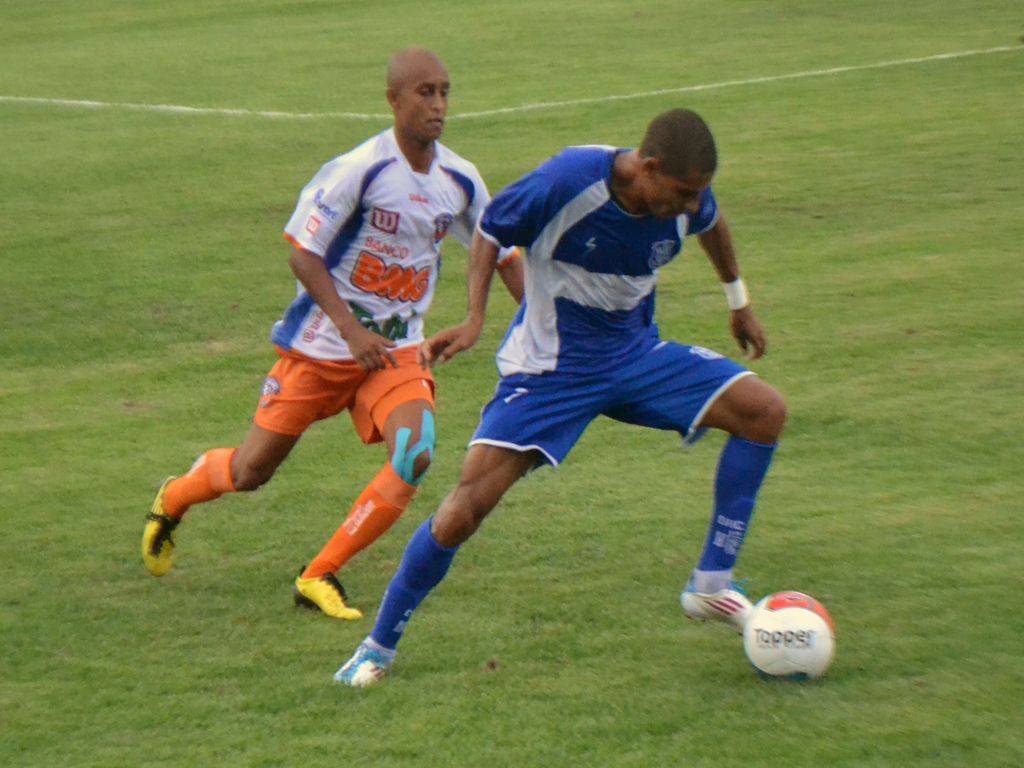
[478,146,719,376]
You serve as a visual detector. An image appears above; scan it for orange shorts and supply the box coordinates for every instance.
[253,345,435,442]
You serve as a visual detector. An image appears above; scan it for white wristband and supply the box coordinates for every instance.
[722,278,749,310]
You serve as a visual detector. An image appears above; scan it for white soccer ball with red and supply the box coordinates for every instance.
[743,591,836,679]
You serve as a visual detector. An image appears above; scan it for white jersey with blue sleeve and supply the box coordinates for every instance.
[276,128,499,361]
[477,146,719,376]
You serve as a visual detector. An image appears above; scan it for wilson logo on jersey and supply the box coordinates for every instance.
[370,207,400,234]
[351,251,430,302]
[305,215,321,236]
[301,309,327,344]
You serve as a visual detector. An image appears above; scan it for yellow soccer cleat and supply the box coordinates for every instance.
[142,477,180,577]
[293,569,364,620]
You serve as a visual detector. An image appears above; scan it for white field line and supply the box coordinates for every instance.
[0,95,390,120]
[456,45,1022,118]
[0,45,1019,122]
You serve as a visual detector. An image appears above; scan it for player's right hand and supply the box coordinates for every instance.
[729,306,767,360]
[345,324,398,370]
[419,321,482,367]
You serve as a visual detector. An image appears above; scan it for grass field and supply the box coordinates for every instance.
[2,1,1023,766]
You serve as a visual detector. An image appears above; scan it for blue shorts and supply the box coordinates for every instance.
[470,341,753,466]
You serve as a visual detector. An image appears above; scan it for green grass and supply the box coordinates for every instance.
[2,1,1023,766]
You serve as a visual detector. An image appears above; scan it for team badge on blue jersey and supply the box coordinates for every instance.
[648,239,678,269]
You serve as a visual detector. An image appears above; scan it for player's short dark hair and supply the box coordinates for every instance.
[639,109,717,178]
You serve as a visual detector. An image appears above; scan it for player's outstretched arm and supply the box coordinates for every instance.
[696,214,767,360]
[419,230,500,367]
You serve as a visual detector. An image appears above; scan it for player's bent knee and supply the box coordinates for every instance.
[714,378,787,444]
[390,410,436,485]
[768,390,787,429]
[410,451,432,482]
[748,387,787,443]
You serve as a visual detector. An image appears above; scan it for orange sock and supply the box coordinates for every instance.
[303,463,417,578]
[162,448,237,518]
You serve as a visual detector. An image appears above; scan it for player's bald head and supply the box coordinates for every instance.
[387,48,448,93]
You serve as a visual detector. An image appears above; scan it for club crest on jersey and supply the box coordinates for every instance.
[370,207,400,234]
[259,376,281,408]
[648,239,677,269]
[433,212,454,242]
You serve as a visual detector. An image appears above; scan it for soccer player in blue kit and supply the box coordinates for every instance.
[336,108,787,686]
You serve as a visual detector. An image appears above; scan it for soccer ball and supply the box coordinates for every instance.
[743,591,835,680]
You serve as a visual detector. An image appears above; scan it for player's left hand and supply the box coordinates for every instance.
[419,320,482,367]
[730,306,767,360]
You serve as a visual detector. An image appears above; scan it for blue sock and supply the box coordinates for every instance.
[370,518,459,651]
[696,437,776,575]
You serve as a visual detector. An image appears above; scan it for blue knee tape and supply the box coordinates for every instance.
[391,410,435,485]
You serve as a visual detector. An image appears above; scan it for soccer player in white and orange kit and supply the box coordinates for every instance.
[141,48,522,619]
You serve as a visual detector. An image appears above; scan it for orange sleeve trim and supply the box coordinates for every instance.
[284,233,327,259]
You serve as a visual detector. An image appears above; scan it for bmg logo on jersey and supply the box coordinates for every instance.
[370,207,400,234]
[351,251,430,302]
